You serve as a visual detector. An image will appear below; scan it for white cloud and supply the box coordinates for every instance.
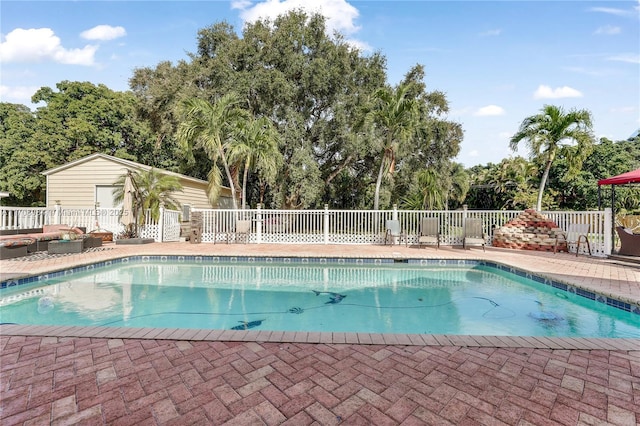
[468,149,479,158]
[231,0,254,10]
[81,25,126,41]
[498,131,513,140]
[606,53,640,64]
[0,28,97,65]
[533,85,583,99]
[594,25,621,35]
[236,0,360,34]
[479,29,501,36]
[610,106,637,114]
[588,6,635,17]
[474,105,505,116]
[233,0,370,49]
[0,85,40,103]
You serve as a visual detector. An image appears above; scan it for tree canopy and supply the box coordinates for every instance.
[131,11,462,209]
[3,11,636,213]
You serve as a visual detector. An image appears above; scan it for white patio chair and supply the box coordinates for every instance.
[228,220,251,244]
[385,220,407,246]
[554,223,591,256]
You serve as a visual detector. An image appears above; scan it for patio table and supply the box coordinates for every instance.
[48,240,83,254]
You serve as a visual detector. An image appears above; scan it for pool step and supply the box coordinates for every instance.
[607,254,640,268]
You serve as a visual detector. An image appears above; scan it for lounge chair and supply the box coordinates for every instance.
[554,223,591,256]
[228,220,251,244]
[616,226,640,256]
[385,220,407,246]
[417,217,440,249]
[463,218,486,251]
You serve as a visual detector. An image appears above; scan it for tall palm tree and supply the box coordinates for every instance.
[177,94,247,209]
[509,105,594,211]
[227,116,281,209]
[112,168,182,229]
[368,83,419,210]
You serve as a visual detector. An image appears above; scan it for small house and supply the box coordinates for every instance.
[42,153,233,211]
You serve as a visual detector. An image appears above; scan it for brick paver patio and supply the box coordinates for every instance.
[1,243,639,425]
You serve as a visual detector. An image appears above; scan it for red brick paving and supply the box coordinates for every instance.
[2,336,639,425]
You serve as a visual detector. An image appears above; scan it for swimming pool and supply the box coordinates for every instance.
[1,257,639,338]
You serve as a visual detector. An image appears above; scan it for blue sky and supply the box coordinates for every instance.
[1,0,638,168]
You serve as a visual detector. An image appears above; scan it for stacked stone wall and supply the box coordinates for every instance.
[492,209,566,252]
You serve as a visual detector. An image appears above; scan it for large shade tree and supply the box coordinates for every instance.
[131,11,461,209]
[0,82,169,206]
[509,104,595,211]
[0,103,38,205]
[132,11,388,208]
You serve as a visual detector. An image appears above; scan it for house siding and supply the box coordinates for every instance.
[45,154,231,209]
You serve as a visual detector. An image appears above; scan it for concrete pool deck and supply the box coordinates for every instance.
[1,243,639,424]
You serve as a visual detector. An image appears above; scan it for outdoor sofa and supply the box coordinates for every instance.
[0,225,94,253]
[616,226,640,257]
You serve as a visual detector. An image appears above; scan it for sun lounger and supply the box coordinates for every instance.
[463,218,486,251]
[417,217,440,249]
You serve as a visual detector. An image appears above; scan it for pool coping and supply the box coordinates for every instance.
[1,323,638,350]
[1,254,639,350]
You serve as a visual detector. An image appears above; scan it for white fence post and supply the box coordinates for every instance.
[158,205,165,242]
[54,203,61,224]
[392,204,398,221]
[256,204,262,244]
[324,204,329,244]
[604,207,612,255]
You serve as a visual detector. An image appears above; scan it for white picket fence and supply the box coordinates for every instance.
[0,205,182,242]
[191,206,613,257]
[0,205,613,256]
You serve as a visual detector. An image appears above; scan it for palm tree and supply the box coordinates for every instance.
[177,94,248,209]
[509,105,594,211]
[112,168,182,231]
[415,168,446,210]
[227,116,282,209]
[368,83,419,210]
[445,163,469,209]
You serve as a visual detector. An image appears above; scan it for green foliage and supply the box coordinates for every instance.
[228,116,282,208]
[112,168,183,226]
[0,81,176,206]
[177,94,249,208]
[546,137,640,210]
[0,103,40,205]
[509,104,595,211]
[131,11,461,209]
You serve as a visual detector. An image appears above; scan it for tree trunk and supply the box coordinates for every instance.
[241,158,250,210]
[373,156,385,210]
[536,159,553,212]
[219,147,238,210]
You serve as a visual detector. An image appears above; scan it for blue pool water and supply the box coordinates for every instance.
[1,259,639,338]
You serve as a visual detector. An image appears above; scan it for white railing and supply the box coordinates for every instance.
[191,206,612,257]
[0,205,181,242]
[1,205,612,255]
[1,207,50,229]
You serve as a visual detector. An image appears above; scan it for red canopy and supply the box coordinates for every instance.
[598,168,640,186]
